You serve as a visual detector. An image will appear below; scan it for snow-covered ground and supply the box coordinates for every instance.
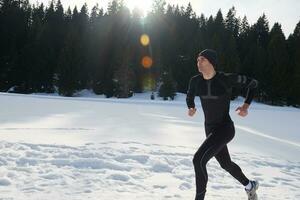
[0,91,299,200]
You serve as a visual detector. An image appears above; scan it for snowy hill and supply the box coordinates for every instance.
[0,91,299,200]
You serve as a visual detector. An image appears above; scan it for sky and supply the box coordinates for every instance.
[31,0,300,37]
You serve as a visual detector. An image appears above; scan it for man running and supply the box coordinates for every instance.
[186,49,259,200]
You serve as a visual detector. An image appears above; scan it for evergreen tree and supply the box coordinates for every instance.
[224,7,241,72]
[88,4,105,94]
[114,63,135,98]
[0,0,31,91]
[266,23,289,104]
[158,70,177,100]
[288,21,300,106]
[225,6,240,39]
[107,0,122,15]
[33,0,57,92]
[19,3,45,93]
[241,14,270,102]
[57,30,82,96]
[76,3,89,89]
[238,16,251,74]
[185,2,196,18]
[0,1,299,107]
[151,0,166,14]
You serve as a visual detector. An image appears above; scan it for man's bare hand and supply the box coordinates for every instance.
[188,108,197,117]
[235,103,249,117]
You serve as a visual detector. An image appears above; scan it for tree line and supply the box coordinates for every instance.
[0,0,299,106]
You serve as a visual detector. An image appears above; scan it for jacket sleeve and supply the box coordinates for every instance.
[186,76,197,109]
[226,73,259,105]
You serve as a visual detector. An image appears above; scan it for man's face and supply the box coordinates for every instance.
[197,55,209,72]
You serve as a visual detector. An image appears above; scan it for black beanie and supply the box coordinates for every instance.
[199,49,218,67]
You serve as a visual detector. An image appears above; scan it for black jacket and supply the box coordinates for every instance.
[186,71,258,125]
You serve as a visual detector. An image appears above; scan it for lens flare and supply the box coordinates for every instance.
[141,56,153,68]
[142,74,156,91]
[140,34,150,46]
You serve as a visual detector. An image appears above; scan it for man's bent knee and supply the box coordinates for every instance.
[220,162,233,172]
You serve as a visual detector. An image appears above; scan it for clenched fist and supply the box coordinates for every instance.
[235,103,249,117]
[188,108,197,117]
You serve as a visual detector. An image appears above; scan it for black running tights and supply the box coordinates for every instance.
[193,121,250,200]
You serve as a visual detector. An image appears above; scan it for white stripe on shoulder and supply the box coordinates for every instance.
[237,75,242,83]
